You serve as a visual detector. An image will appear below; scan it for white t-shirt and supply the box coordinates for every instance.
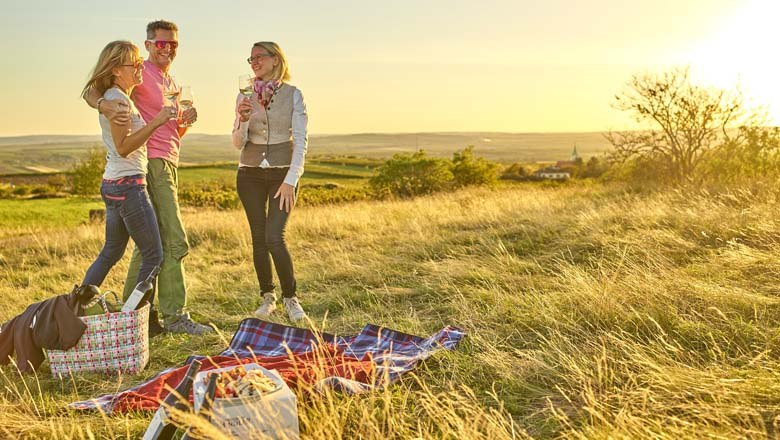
[99,87,148,179]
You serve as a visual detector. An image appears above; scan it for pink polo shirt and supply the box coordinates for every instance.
[131,60,181,166]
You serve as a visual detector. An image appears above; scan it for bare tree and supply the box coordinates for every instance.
[605,67,745,183]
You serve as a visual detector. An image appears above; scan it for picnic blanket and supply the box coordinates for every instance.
[69,318,465,413]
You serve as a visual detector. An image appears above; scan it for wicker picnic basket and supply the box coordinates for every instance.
[47,292,149,376]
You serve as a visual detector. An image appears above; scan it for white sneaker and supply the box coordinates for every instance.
[254,292,277,317]
[283,297,308,322]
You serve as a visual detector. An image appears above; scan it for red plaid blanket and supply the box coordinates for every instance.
[69,319,465,412]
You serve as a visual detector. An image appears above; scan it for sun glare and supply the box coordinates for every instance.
[686,0,780,124]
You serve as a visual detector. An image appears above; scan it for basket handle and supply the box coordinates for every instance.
[82,290,121,314]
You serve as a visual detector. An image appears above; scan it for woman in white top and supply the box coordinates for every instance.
[80,41,175,335]
[232,41,309,322]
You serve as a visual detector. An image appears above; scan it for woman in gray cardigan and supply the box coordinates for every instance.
[232,41,309,322]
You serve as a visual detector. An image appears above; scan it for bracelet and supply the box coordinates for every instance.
[96,97,105,113]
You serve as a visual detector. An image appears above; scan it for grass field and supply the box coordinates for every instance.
[176,161,376,208]
[0,197,103,239]
[0,131,609,174]
[178,161,374,186]
[1,182,780,438]
[0,160,375,190]
[0,160,376,217]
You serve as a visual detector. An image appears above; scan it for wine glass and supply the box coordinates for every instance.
[238,74,255,118]
[162,75,180,107]
[178,86,194,127]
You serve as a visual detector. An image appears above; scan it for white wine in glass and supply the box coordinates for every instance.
[178,86,194,127]
[238,74,254,117]
[239,74,254,97]
[163,75,180,106]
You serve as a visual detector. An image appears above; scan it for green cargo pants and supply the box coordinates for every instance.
[123,158,188,320]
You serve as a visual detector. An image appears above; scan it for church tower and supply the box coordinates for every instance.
[570,145,579,161]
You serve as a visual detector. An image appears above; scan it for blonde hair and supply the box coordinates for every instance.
[253,42,291,82]
[81,41,140,99]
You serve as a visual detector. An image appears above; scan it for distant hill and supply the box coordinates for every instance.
[0,132,611,174]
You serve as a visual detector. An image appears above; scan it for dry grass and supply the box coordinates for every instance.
[2,181,780,438]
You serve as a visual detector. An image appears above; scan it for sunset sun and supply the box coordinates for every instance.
[686,0,780,123]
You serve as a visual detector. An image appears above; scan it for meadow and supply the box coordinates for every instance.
[0,131,608,174]
[0,159,378,216]
[177,160,375,186]
[0,198,103,238]
[1,180,780,439]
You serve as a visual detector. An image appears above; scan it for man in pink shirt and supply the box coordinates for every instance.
[85,20,212,335]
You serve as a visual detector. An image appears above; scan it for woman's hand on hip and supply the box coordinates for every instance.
[274,183,296,213]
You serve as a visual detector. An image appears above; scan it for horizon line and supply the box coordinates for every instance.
[0,129,618,140]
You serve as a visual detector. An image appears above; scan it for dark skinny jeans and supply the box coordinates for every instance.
[82,176,163,294]
[236,167,297,298]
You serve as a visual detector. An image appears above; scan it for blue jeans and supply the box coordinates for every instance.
[82,176,163,292]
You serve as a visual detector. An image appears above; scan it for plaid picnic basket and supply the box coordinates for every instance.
[47,292,150,376]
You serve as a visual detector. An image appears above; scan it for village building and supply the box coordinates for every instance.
[555,145,581,168]
[535,146,580,180]
[535,166,571,180]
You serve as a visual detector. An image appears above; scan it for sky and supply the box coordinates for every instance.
[0,0,777,136]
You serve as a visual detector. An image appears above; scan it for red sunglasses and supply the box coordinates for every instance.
[147,39,178,50]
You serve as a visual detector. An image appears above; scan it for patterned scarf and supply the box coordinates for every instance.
[254,79,281,108]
